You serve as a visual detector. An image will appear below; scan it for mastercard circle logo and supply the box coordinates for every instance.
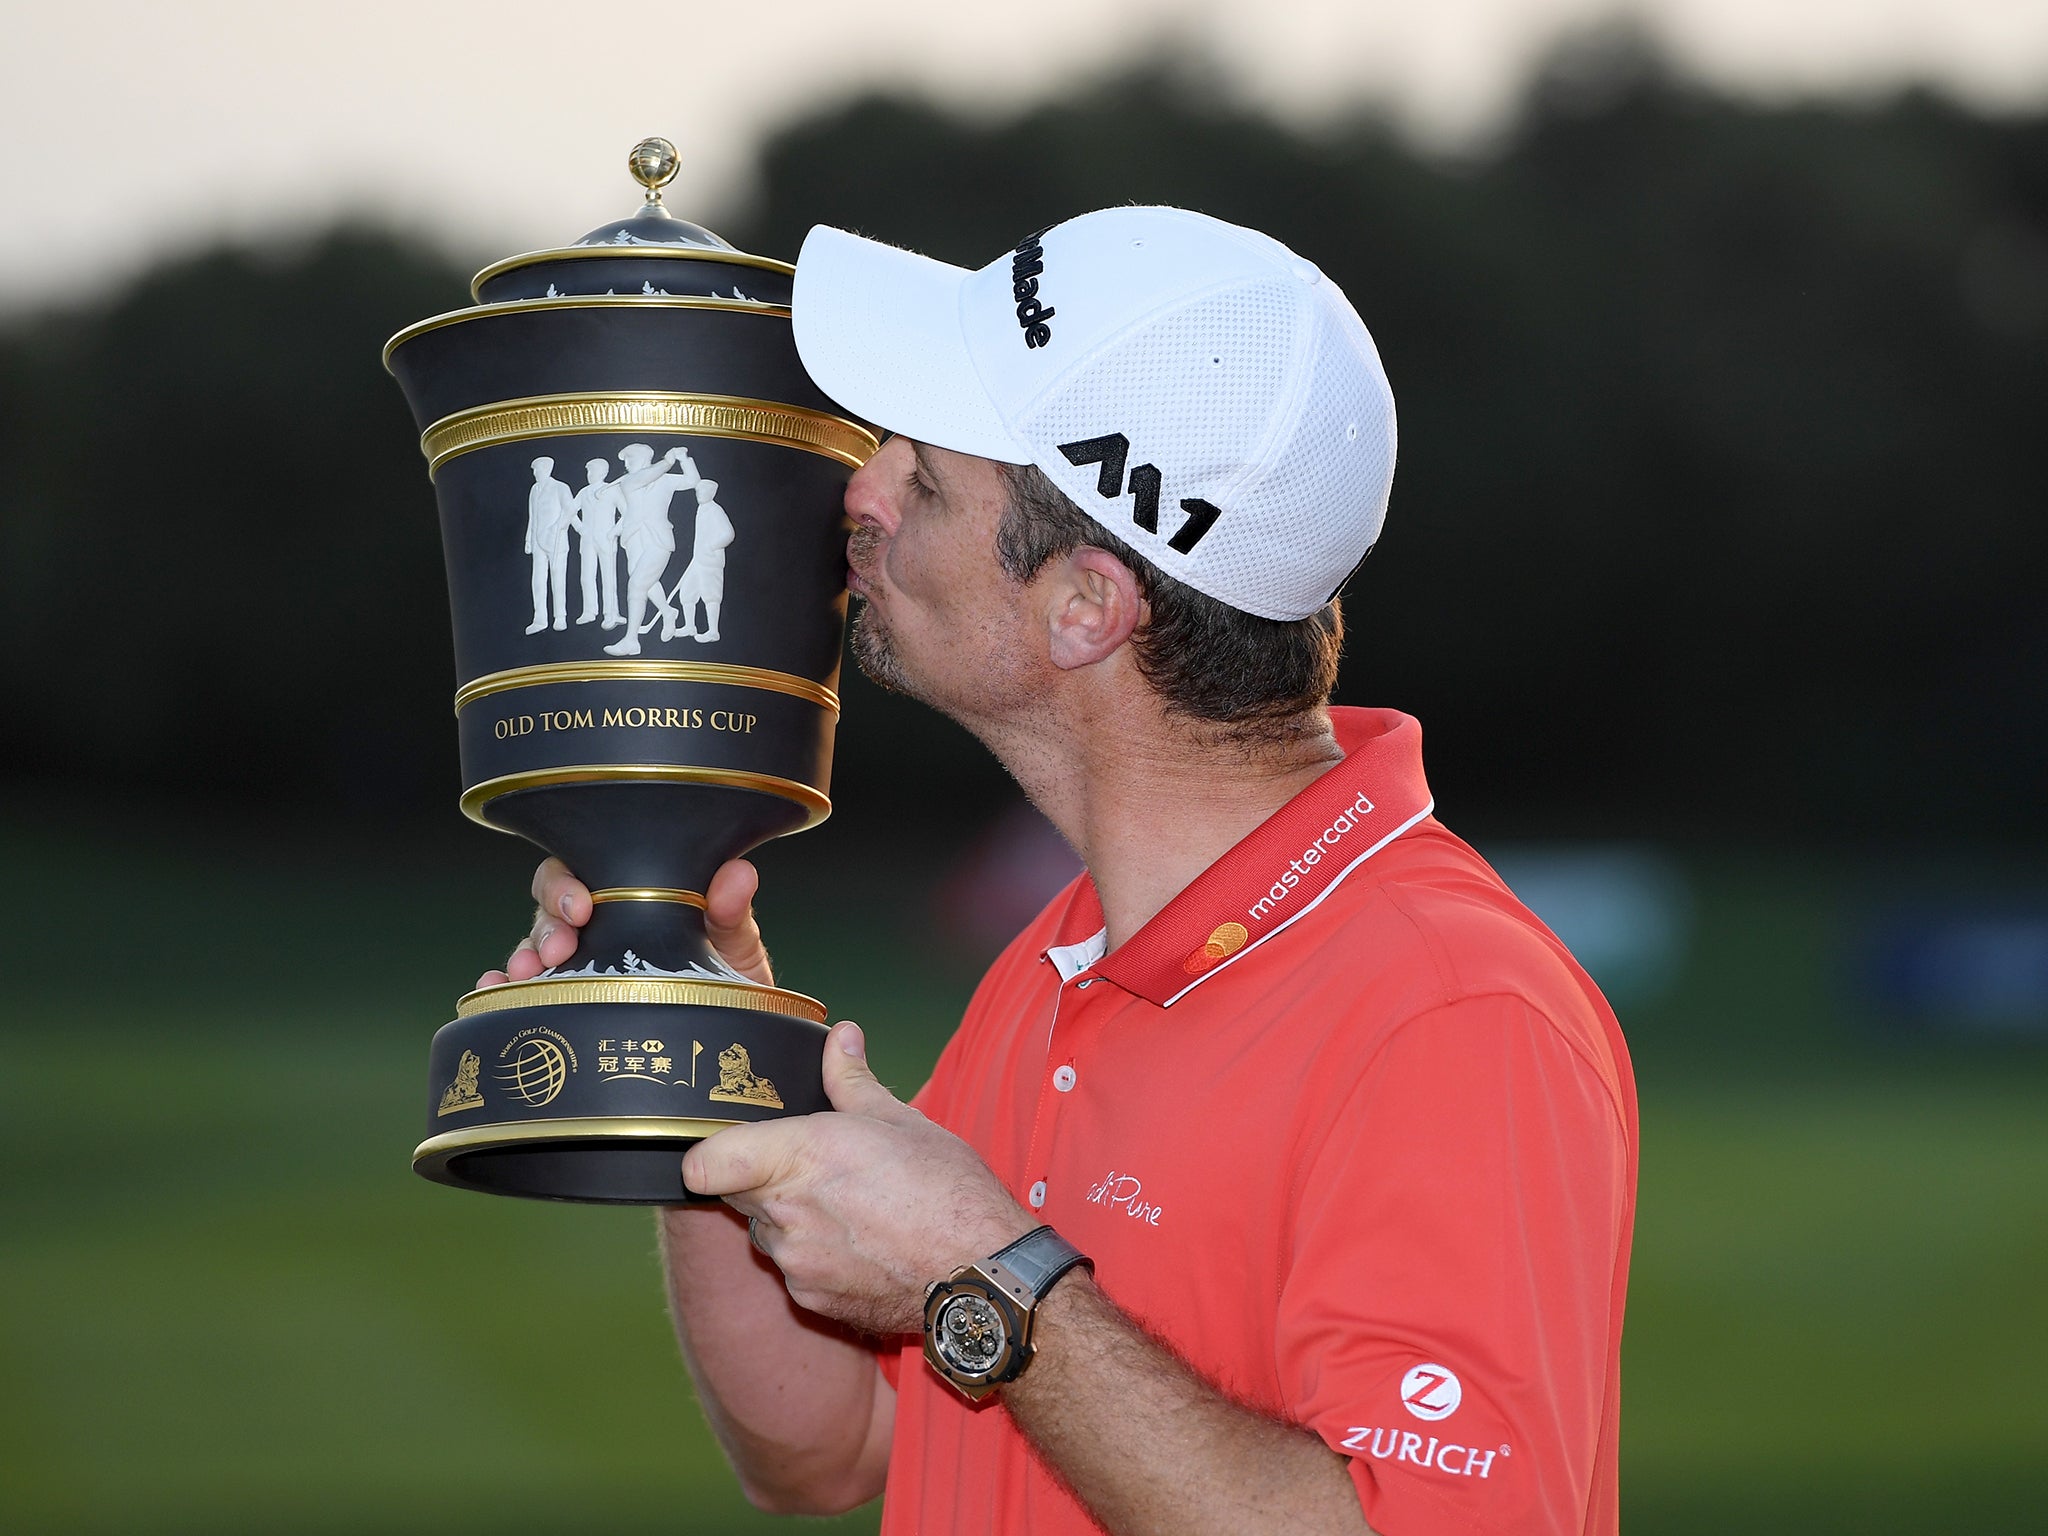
[1180,921,1251,975]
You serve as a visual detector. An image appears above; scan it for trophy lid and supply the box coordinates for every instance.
[466,136,793,305]
[568,136,737,251]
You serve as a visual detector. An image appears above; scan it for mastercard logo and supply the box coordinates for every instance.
[1181,921,1250,975]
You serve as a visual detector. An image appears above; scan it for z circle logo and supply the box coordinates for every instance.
[1400,1364,1462,1422]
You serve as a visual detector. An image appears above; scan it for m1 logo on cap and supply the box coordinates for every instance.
[1400,1364,1462,1421]
[1057,433,1222,553]
[1011,230,1056,348]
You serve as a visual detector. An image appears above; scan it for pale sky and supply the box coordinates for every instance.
[3,0,2046,311]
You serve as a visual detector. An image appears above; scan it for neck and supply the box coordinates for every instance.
[978,687,1343,951]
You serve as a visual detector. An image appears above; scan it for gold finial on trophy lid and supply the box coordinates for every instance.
[629,137,681,217]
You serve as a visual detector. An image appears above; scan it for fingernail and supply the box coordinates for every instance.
[559,894,575,919]
[536,923,557,950]
[838,1021,864,1056]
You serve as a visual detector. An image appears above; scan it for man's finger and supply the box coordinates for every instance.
[821,1022,918,1123]
[529,912,578,969]
[532,858,592,927]
[682,1120,801,1198]
[704,859,774,985]
[504,939,547,982]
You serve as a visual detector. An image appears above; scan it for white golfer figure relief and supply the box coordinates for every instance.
[524,457,577,633]
[573,457,626,628]
[606,443,694,655]
[517,443,740,650]
[671,479,734,642]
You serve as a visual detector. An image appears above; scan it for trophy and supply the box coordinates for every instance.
[384,139,874,1204]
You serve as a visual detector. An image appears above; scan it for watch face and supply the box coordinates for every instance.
[932,1291,1007,1377]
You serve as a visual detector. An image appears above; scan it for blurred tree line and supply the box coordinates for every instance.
[2,43,2043,842]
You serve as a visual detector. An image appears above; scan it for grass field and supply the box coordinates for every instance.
[2,812,2043,1532]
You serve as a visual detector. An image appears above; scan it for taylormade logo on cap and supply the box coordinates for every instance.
[792,206,1397,621]
[1010,228,1056,347]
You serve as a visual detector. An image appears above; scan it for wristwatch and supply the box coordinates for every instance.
[922,1225,1093,1401]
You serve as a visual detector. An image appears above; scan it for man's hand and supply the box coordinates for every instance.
[684,1021,1035,1335]
[475,856,775,988]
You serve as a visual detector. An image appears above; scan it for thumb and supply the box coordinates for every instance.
[822,1022,914,1122]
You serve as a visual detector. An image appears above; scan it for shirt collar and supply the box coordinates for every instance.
[1044,707,1434,1007]
[1045,930,1108,982]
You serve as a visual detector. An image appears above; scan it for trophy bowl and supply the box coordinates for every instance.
[384,140,875,1204]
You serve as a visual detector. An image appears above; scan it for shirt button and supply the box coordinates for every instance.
[1028,1180,1047,1209]
[1053,1065,1077,1092]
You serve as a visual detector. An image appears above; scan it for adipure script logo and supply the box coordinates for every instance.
[1011,229,1056,348]
[1086,1170,1165,1226]
[1400,1363,1462,1421]
[1246,790,1376,923]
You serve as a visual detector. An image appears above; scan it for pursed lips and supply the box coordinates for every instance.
[846,526,884,598]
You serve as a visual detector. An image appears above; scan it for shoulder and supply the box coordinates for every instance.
[1254,819,1633,1122]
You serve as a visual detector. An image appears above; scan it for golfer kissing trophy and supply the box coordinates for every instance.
[385,139,874,1203]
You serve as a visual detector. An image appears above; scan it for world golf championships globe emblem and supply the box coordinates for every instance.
[498,1034,569,1107]
[385,140,873,1206]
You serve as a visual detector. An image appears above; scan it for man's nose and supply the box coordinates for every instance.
[843,436,910,536]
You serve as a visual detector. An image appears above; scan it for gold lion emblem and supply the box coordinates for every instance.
[436,1049,485,1116]
[707,1042,784,1109]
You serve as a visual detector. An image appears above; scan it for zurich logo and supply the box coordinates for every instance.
[1399,1363,1462,1422]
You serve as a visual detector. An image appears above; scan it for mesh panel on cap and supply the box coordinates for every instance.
[1224,299,1397,619]
[1021,281,1307,587]
[1019,275,1392,620]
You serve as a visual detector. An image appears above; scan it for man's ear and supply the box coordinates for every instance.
[1046,547,1145,671]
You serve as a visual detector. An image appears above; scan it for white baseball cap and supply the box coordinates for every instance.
[792,206,1397,621]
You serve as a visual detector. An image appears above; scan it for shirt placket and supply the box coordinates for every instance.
[1019,962,1117,1215]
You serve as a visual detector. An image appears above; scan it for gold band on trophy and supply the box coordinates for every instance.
[455,974,826,1023]
[587,887,707,908]
[420,390,879,475]
[413,1114,754,1173]
[459,762,831,829]
[453,659,841,716]
[384,294,793,370]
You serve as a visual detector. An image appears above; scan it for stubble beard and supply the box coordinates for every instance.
[850,598,921,700]
[845,523,1040,739]
[848,521,927,700]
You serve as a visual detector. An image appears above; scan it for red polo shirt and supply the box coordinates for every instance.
[879,707,1637,1536]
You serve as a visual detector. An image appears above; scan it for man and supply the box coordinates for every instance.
[572,456,626,629]
[488,207,1637,1535]
[603,442,695,656]
[671,477,735,642]
[522,456,575,634]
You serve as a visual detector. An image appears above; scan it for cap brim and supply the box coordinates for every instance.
[793,226,1032,464]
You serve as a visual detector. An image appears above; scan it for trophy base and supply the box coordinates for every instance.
[414,973,831,1205]
[415,1123,731,1204]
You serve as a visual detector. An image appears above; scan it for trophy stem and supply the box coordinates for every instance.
[555,894,731,981]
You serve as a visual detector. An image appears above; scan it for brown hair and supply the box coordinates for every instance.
[994,464,1344,746]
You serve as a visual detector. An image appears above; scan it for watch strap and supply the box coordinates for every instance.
[990,1225,1092,1300]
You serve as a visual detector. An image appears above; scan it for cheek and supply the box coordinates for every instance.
[884,523,970,612]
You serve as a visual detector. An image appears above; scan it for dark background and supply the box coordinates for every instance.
[3,45,2044,842]
[3,39,2044,1536]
